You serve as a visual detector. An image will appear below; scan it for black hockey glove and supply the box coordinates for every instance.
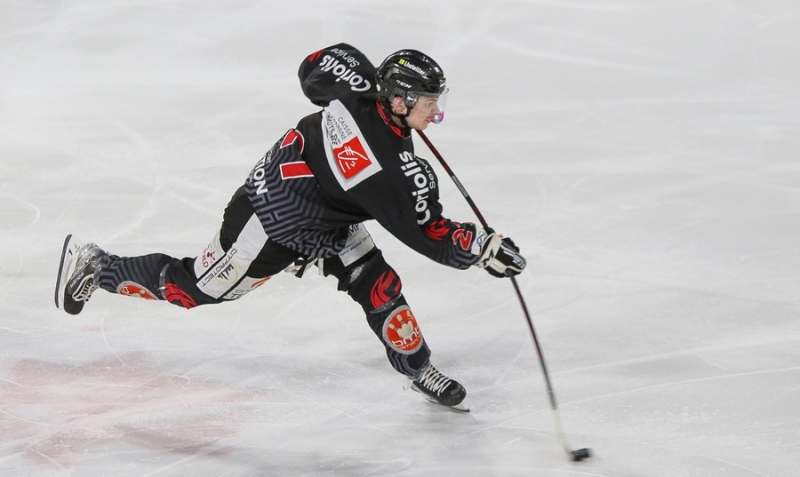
[476,229,526,278]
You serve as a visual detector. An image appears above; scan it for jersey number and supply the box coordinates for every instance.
[452,229,473,251]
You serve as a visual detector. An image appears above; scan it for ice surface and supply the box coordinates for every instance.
[2,1,799,476]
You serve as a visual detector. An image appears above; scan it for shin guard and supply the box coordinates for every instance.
[337,251,430,377]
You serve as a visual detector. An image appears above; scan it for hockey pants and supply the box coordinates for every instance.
[94,190,431,377]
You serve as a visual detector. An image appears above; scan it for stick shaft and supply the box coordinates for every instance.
[415,130,489,229]
[416,129,572,452]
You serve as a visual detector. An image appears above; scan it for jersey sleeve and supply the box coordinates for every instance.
[348,155,485,270]
[298,44,378,107]
[419,216,485,269]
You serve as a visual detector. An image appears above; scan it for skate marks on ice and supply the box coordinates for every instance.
[3,0,800,475]
[0,195,40,295]
[0,353,268,471]
[0,352,393,476]
[0,194,41,231]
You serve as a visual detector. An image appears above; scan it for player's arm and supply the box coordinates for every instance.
[421,217,526,277]
[350,172,525,276]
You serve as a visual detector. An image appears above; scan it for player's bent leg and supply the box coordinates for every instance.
[330,246,468,411]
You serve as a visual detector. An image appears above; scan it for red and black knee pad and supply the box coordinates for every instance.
[337,250,401,312]
[337,251,430,375]
[158,258,220,309]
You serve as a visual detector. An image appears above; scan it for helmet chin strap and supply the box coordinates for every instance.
[394,111,411,130]
[379,97,412,131]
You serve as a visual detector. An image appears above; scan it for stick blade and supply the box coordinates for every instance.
[570,448,592,461]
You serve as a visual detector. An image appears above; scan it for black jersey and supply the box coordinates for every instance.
[244,44,483,270]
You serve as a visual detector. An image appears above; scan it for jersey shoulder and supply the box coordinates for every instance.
[298,43,378,107]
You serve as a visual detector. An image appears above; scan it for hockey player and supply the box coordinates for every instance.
[55,44,526,412]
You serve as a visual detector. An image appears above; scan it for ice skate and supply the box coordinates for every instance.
[55,234,106,315]
[409,363,469,412]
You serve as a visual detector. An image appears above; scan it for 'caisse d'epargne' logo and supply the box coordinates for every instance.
[334,136,372,179]
[382,306,423,354]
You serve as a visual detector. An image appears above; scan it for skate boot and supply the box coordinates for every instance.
[55,234,106,315]
[409,363,469,412]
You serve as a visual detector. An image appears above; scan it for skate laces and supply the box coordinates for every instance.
[414,365,452,396]
[71,275,98,302]
[68,244,103,302]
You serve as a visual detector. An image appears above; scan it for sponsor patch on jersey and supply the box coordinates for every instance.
[383,306,423,355]
[319,50,371,92]
[334,136,372,179]
[321,100,382,190]
[117,282,158,300]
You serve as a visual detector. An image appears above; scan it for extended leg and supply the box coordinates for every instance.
[55,187,300,313]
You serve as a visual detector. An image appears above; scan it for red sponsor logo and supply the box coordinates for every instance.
[334,136,372,179]
[383,306,423,354]
[200,247,217,270]
[117,282,158,300]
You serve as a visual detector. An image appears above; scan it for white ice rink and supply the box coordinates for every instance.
[2,1,800,476]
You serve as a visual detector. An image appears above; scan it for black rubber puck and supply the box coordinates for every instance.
[571,448,592,461]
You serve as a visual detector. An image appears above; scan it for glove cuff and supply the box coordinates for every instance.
[474,230,500,269]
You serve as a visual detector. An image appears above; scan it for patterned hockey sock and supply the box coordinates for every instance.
[96,253,173,301]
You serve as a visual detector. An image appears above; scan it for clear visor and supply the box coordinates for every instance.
[410,88,449,124]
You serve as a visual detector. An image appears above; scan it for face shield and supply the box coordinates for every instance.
[407,87,449,124]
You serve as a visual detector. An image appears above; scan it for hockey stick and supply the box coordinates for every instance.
[415,129,591,462]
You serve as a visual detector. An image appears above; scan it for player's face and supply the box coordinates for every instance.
[406,94,445,131]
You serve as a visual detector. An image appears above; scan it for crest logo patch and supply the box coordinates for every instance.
[382,306,423,354]
[117,282,158,300]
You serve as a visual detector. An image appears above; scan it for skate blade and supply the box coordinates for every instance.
[447,399,470,413]
[414,389,470,413]
[425,396,470,413]
[54,234,80,310]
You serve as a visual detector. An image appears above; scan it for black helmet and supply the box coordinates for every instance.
[376,49,447,110]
